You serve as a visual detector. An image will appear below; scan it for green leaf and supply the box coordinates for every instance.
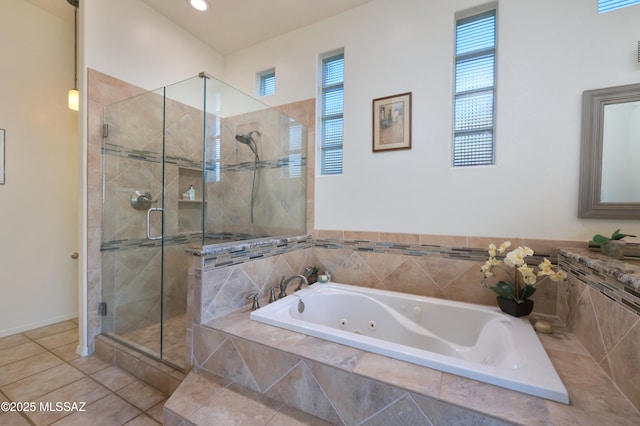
[489,284,514,300]
[521,285,536,300]
[611,229,637,240]
[592,234,610,245]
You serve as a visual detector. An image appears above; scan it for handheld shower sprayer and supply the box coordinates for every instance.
[235,130,261,145]
[235,131,260,157]
[234,130,262,224]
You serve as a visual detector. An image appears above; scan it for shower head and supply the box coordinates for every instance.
[235,130,261,159]
[235,130,261,145]
[235,134,252,145]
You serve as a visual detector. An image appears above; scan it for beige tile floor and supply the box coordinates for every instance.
[120,314,186,370]
[0,319,166,425]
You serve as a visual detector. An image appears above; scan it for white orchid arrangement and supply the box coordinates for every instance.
[481,241,567,304]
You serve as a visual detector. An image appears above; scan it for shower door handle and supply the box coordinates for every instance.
[146,207,164,241]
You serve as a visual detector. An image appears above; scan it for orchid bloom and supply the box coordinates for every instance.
[483,241,567,302]
[481,261,494,278]
[550,269,568,282]
[537,258,554,276]
[498,241,511,253]
[518,264,537,285]
[504,248,525,267]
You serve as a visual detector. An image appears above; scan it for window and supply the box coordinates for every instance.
[598,0,640,13]
[257,69,275,97]
[320,51,344,175]
[453,9,496,167]
[206,116,221,182]
[282,119,303,178]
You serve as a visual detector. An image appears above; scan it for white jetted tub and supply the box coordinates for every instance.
[250,282,569,404]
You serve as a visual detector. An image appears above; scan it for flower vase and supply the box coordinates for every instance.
[497,296,534,317]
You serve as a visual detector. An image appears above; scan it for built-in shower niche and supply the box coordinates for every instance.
[177,167,203,235]
[99,73,308,370]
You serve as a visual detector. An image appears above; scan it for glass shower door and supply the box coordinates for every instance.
[101,88,167,362]
[101,76,206,370]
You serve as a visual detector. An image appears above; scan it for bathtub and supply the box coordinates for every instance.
[250,282,569,404]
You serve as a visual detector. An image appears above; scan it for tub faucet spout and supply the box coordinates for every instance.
[278,274,309,298]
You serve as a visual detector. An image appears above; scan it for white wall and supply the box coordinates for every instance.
[224,0,640,241]
[83,0,224,91]
[0,0,79,337]
[77,0,226,354]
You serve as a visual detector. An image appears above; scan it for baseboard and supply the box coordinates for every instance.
[0,312,78,338]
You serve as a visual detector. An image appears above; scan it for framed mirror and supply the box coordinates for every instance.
[578,83,640,219]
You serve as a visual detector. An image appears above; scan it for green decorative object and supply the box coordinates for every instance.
[601,240,626,260]
[592,229,636,260]
[592,229,636,245]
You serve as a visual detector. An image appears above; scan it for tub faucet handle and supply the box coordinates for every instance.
[269,286,277,303]
[278,276,287,298]
[279,274,309,298]
[246,292,260,311]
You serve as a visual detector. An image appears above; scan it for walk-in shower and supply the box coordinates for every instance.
[100,73,307,369]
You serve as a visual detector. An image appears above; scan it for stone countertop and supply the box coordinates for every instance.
[187,234,311,257]
[559,247,640,290]
[203,305,640,425]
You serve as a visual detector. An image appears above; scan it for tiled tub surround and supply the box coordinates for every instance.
[179,232,640,423]
[186,235,314,367]
[558,248,640,412]
[166,308,640,425]
[311,232,587,315]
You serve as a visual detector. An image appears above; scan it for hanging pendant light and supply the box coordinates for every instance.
[67,0,79,111]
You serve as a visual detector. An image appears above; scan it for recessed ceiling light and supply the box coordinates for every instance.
[189,0,209,11]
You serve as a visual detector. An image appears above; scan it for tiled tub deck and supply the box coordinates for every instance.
[166,305,640,425]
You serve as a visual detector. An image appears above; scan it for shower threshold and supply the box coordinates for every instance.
[102,313,187,372]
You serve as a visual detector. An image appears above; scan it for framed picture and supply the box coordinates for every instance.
[0,129,4,184]
[372,92,412,152]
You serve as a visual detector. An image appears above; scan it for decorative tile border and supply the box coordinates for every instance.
[314,237,555,264]
[195,235,312,271]
[560,249,640,316]
[103,142,306,172]
[100,233,202,251]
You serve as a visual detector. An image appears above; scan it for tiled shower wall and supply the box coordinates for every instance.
[87,69,314,353]
[211,109,307,238]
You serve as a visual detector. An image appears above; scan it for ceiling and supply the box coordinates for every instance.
[24,0,74,22]
[23,0,372,55]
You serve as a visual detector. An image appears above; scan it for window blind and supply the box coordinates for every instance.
[453,10,496,167]
[282,121,303,178]
[598,0,640,13]
[321,53,344,175]
[206,117,221,182]
[259,71,275,96]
